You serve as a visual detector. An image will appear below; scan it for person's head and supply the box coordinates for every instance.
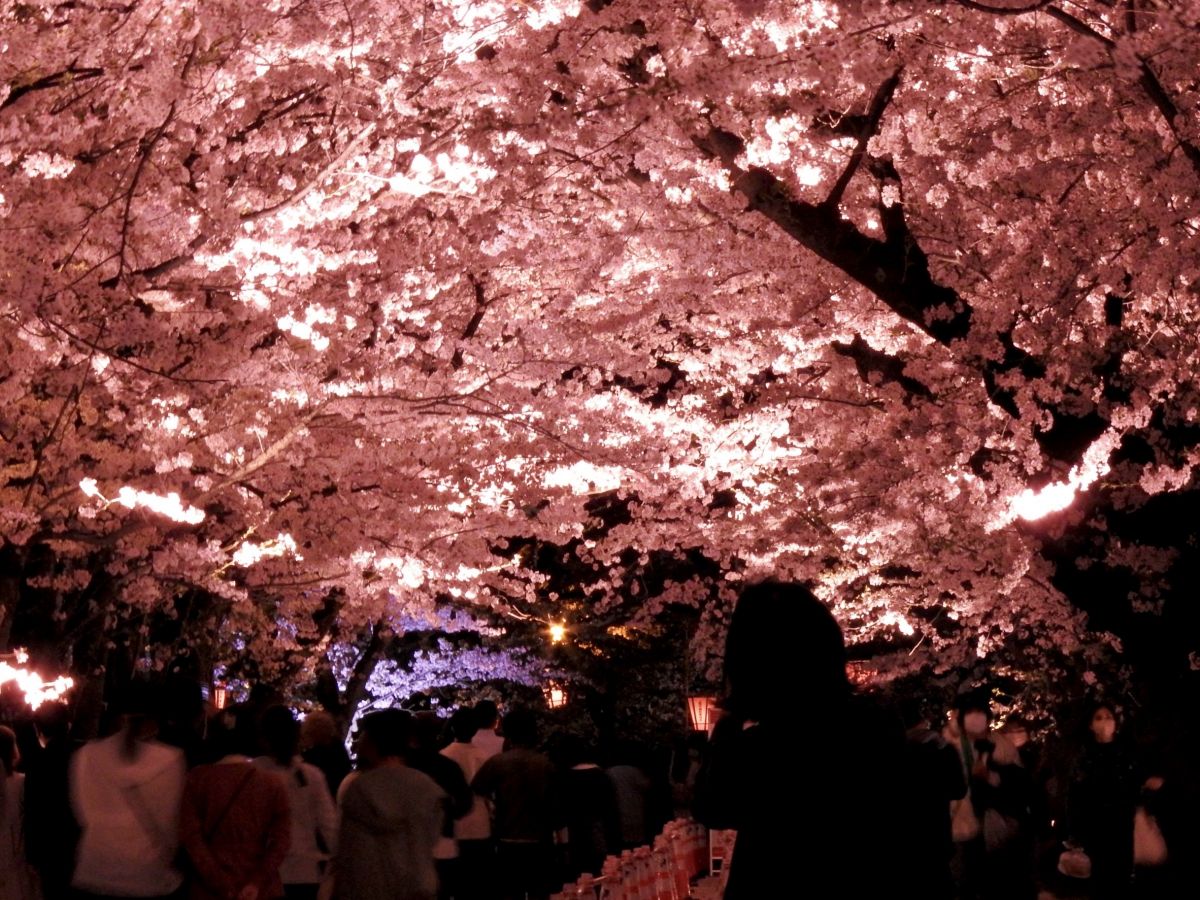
[206,707,260,760]
[300,710,339,750]
[474,699,499,731]
[725,580,847,721]
[554,733,594,769]
[0,725,18,775]
[357,709,412,768]
[260,705,300,765]
[109,679,164,756]
[411,711,444,755]
[501,707,538,749]
[449,707,479,743]
[897,694,931,733]
[1090,703,1118,744]
[34,701,73,744]
[1000,717,1029,749]
[955,691,992,738]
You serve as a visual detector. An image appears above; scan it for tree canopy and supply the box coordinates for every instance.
[2,0,1198,704]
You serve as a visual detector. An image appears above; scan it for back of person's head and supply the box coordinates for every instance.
[113,678,161,720]
[954,689,990,720]
[897,694,931,732]
[260,705,300,764]
[359,709,412,760]
[474,699,499,730]
[35,700,73,743]
[449,707,479,743]
[502,707,538,749]
[411,711,444,754]
[555,733,594,768]
[206,707,259,760]
[300,710,338,749]
[0,725,17,775]
[725,580,848,722]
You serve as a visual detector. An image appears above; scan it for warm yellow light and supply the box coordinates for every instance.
[687,695,718,732]
[549,623,566,643]
[212,685,228,710]
[544,682,568,709]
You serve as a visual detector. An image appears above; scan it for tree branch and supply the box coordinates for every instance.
[959,1,1200,176]
[823,68,903,211]
[1,66,103,112]
[831,334,936,402]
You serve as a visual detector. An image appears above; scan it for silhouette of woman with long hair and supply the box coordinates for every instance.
[695,580,908,898]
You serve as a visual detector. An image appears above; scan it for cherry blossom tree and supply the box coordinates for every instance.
[2,0,1198,710]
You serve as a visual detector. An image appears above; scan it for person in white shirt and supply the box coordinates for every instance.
[440,708,492,900]
[70,683,186,900]
[254,705,338,900]
[470,700,505,762]
[1,725,40,900]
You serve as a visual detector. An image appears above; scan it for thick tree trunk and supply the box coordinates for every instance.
[0,546,25,651]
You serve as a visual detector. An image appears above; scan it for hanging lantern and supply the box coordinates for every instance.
[687,695,717,732]
[544,681,568,709]
[211,683,228,710]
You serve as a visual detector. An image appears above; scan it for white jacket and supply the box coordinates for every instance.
[254,756,338,884]
[70,734,185,897]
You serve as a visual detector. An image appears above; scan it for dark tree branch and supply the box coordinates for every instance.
[832,334,936,402]
[693,125,972,346]
[823,69,903,211]
[956,0,1051,14]
[452,274,490,370]
[691,122,1109,451]
[1,66,103,111]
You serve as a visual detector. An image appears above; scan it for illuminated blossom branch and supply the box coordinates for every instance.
[79,478,205,524]
[231,532,302,567]
[998,431,1121,525]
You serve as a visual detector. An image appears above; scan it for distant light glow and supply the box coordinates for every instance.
[549,622,567,643]
[0,652,73,709]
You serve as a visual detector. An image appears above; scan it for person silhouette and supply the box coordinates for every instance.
[694,580,909,898]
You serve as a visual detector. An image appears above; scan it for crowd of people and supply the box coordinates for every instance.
[1,580,1197,900]
[0,687,684,900]
[691,581,1198,900]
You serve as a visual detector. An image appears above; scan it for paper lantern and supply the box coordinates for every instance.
[544,681,568,709]
[687,695,717,732]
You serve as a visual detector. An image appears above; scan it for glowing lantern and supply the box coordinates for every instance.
[212,683,228,710]
[549,622,567,644]
[544,681,568,709]
[687,695,718,732]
